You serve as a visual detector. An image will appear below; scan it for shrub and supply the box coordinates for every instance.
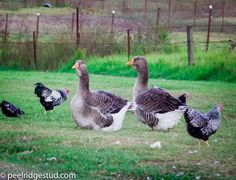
[60,49,86,72]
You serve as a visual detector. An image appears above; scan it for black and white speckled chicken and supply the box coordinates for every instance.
[0,100,24,117]
[184,104,223,146]
[34,82,69,112]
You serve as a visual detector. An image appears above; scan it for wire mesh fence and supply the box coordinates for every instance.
[0,26,234,70]
[0,0,235,70]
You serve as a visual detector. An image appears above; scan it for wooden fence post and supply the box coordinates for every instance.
[111,10,115,33]
[2,14,8,64]
[4,14,8,41]
[127,29,131,59]
[206,5,213,51]
[24,0,27,8]
[221,0,225,32]
[76,7,80,47]
[144,0,147,18]
[156,8,160,27]
[33,31,37,66]
[102,0,105,12]
[187,26,194,66]
[168,0,171,26]
[72,12,75,33]
[36,13,40,39]
[122,0,125,15]
[193,0,197,25]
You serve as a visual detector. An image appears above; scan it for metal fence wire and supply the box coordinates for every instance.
[0,0,235,70]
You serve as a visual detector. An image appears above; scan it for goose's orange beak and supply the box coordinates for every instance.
[72,62,79,69]
[127,58,134,66]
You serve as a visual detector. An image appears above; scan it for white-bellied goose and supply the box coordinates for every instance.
[127,56,186,131]
[70,60,131,131]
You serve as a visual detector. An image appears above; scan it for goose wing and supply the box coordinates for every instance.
[135,87,181,114]
[87,90,128,115]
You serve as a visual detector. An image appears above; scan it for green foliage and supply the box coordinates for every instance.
[132,28,178,55]
[60,49,85,72]
[60,47,236,83]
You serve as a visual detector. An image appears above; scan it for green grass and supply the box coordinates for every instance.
[0,7,75,16]
[0,70,236,179]
[60,46,236,83]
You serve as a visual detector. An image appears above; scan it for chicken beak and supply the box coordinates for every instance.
[72,62,80,69]
[127,58,134,66]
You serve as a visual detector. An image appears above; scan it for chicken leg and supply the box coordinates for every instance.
[205,141,210,146]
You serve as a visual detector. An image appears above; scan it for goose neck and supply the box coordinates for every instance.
[79,69,90,96]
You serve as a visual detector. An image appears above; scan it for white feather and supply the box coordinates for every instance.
[102,102,130,132]
[153,108,185,131]
[150,141,162,149]
[45,90,61,102]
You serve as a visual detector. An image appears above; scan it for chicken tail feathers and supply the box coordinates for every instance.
[178,94,187,106]
[184,107,193,123]
[16,109,24,116]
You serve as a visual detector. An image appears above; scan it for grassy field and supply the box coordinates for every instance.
[0,70,236,179]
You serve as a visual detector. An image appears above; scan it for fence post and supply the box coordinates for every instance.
[76,6,80,47]
[36,13,40,39]
[187,26,194,66]
[144,0,147,18]
[24,0,27,8]
[33,31,37,66]
[4,14,8,41]
[102,0,105,12]
[127,29,131,59]
[221,0,225,32]
[122,0,125,15]
[206,5,213,51]
[168,0,171,26]
[193,0,197,25]
[111,10,115,33]
[72,12,75,33]
[156,8,160,27]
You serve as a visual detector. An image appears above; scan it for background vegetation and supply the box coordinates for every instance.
[59,44,236,83]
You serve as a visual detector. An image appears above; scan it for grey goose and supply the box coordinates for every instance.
[127,56,187,132]
[70,60,131,131]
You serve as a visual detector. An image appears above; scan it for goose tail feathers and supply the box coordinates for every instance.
[127,102,137,111]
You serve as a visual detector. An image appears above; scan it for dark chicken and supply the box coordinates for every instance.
[0,100,24,117]
[184,104,223,146]
[34,82,69,112]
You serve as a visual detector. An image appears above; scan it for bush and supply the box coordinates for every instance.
[132,27,178,55]
[60,49,86,72]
